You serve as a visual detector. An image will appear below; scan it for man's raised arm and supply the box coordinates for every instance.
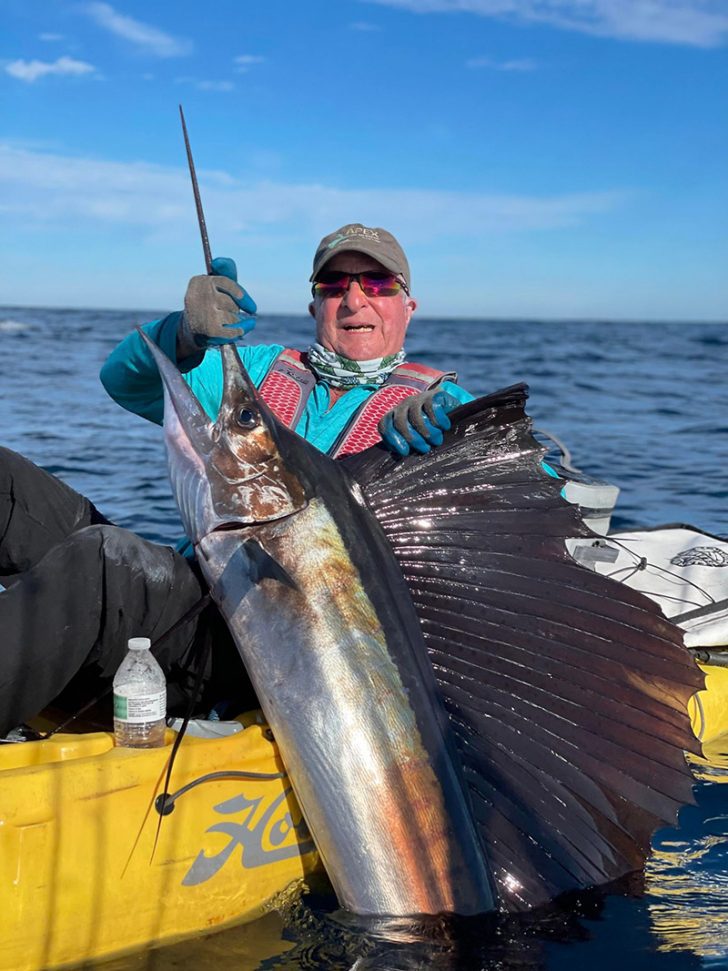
[100,258,256,424]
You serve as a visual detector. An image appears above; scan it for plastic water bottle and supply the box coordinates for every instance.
[113,637,167,748]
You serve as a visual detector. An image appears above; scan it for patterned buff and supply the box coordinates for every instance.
[306,342,406,388]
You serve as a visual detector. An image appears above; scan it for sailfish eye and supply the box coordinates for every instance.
[236,407,258,429]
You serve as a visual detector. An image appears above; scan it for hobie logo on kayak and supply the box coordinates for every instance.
[182,788,315,886]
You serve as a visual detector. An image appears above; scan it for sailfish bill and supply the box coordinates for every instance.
[141,329,702,915]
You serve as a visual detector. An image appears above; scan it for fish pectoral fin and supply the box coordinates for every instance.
[243,539,297,589]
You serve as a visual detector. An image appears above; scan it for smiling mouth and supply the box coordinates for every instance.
[342,325,375,333]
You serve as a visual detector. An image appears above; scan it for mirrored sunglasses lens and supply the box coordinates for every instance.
[361,274,402,296]
[313,272,349,296]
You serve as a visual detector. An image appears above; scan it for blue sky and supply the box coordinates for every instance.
[1,0,726,319]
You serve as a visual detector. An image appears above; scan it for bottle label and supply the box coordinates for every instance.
[113,690,166,723]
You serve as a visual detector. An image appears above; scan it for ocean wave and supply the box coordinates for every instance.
[0,320,32,332]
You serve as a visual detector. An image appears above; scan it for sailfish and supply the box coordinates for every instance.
[140,330,702,916]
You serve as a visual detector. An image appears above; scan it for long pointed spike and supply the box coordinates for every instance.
[220,343,260,402]
[137,327,212,444]
[179,104,213,275]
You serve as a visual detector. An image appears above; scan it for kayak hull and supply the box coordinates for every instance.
[0,720,320,971]
[690,664,728,744]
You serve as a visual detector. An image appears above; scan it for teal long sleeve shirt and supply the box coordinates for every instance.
[100,312,475,455]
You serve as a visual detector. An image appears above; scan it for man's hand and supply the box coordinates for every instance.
[378,388,460,456]
[178,257,257,358]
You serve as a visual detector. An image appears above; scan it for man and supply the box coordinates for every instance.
[101,223,472,458]
[0,225,471,735]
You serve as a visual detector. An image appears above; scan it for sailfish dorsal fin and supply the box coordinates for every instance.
[343,384,702,911]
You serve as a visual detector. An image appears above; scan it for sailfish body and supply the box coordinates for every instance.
[143,335,494,915]
[142,332,702,916]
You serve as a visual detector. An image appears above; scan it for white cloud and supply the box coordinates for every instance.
[234,55,266,72]
[0,143,626,240]
[175,76,235,91]
[364,0,728,47]
[196,80,235,92]
[5,56,95,83]
[39,33,64,42]
[466,55,538,69]
[84,2,192,57]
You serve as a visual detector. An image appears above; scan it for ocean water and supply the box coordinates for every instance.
[1,307,727,970]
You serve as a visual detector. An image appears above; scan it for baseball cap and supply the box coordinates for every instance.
[310,223,411,290]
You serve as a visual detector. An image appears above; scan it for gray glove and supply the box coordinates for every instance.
[177,257,257,359]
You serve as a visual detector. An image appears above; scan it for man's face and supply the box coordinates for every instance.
[309,252,417,361]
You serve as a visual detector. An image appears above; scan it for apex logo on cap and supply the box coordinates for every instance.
[345,226,380,240]
[327,225,381,251]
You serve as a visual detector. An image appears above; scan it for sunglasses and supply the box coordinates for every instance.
[312,271,409,299]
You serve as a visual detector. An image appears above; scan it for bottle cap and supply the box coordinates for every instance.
[128,637,152,651]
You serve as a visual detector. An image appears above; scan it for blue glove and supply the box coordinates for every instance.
[180,256,257,353]
[378,389,460,457]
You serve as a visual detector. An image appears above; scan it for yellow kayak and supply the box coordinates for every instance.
[0,716,321,971]
[2,659,726,971]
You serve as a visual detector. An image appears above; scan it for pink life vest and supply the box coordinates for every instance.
[257,348,455,458]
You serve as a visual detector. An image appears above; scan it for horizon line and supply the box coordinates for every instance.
[1,302,726,327]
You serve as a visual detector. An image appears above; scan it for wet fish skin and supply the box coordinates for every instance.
[140,332,496,917]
